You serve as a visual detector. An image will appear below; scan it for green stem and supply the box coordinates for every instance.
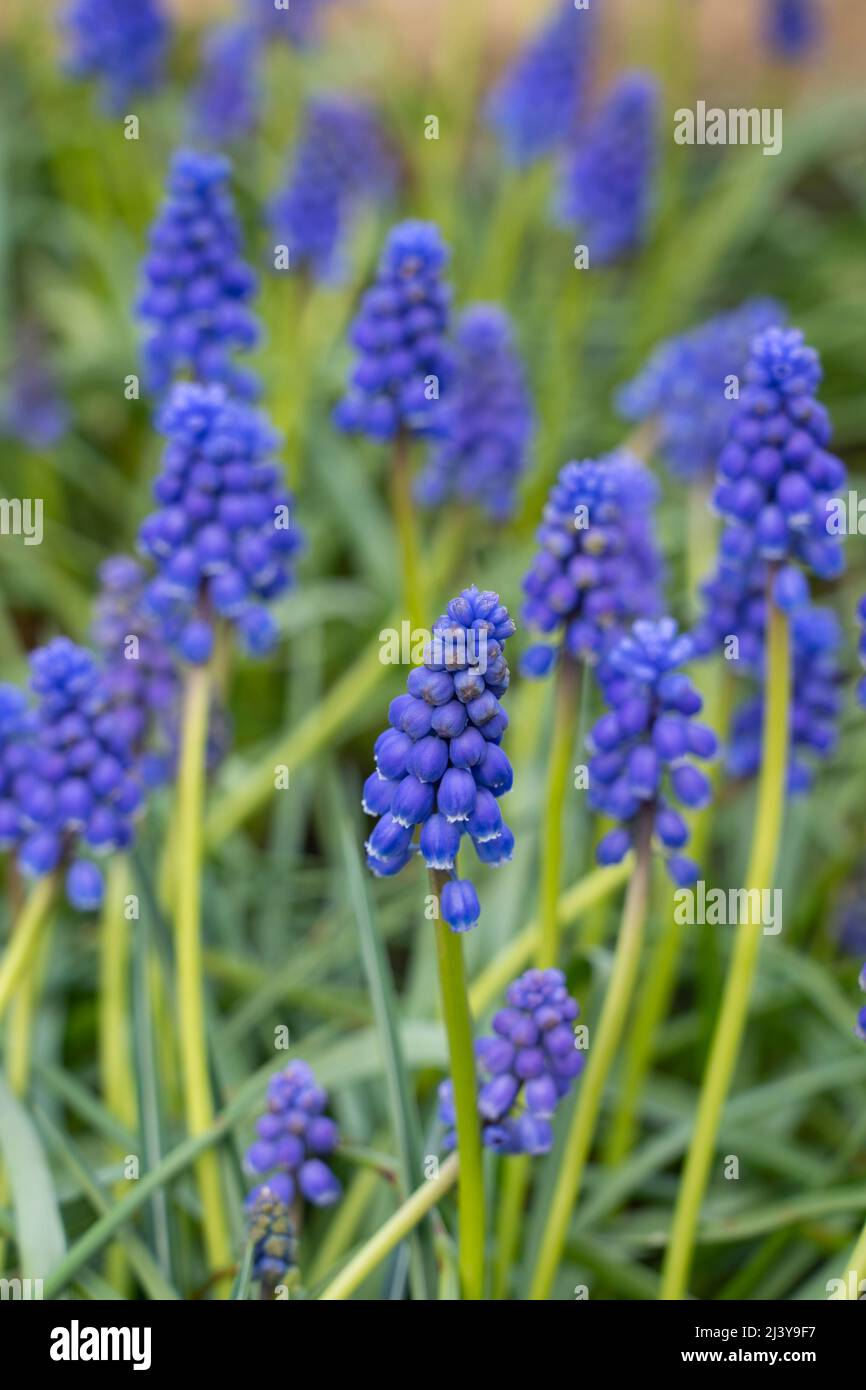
[538,656,582,969]
[0,875,56,1023]
[319,1153,459,1301]
[176,662,232,1282]
[391,431,425,636]
[843,1221,866,1299]
[431,868,485,1300]
[661,595,790,1300]
[98,855,136,1291]
[529,814,654,1300]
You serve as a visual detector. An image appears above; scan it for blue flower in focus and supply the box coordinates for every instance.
[138,382,303,664]
[521,453,663,678]
[269,95,395,282]
[713,327,846,580]
[190,23,262,147]
[556,72,658,265]
[137,149,260,399]
[363,587,516,933]
[486,1,594,167]
[617,300,784,481]
[416,305,533,522]
[0,687,34,853]
[334,220,453,440]
[61,0,169,111]
[764,0,820,61]
[248,0,335,47]
[247,1187,297,1287]
[588,619,718,886]
[438,968,583,1156]
[246,1060,342,1209]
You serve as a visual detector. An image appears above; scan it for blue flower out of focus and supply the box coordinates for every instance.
[588,619,718,886]
[334,220,453,441]
[138,382,303,664]
[765,0,820,61]
[857,962,866,1043]
[248,0,334,47]
[727,604,842,793]
[521,453,663,678]
[486,1,594,167]
[137,149,260,399]
[246,1060,342,1209]
[8,639,143,911]
[61,0,169,112]
[269,95,395,283]
[2,327,69,451]
[713,327,846,580]
[556,72,658,265]
[439,968,583,1155]
[0,687,34,855]
[364,587,516,933]
[415,305,533,522]
[190,23,262,147]
[248,1187,297,1287]
[617,300,784,482]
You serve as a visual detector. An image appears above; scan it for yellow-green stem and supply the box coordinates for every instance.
[842,1221,866,1299]
[319,1152,459,1301]
[0,875,57,1023]
[99,856,137,1290]
[538,657,582,969]
[431,868,485,1300]
[661,597,790,1300]
[176,663,232,1282]
[529,815,654,1300]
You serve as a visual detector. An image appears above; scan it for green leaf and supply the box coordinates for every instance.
[0,1075,66,1279]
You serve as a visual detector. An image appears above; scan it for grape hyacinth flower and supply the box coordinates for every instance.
[486,1,594,167]
[857,965,866,1043]
[415,305,534,522]
[61,0,169,111]
[190,23,262,147]
[0,686,34,853]
[521,453,663,678]
[588,619,718,887]
[438,969,583,1155]
[246,1061,342,1209]
[556,73,658,265]
[363,586,516,933]
[2,328,69,450]
[334,220,453,441]
[764,0,821,61]
[854,595,866,708]
[248,0,335,47]
[727,604,842,792]
[269,95,395,283]
[617,300,784,482]
[137,382,303,665]
[713,327,846,581]
[247,1187,297,1288]
[137,150,260,399]
[11,639,142,912]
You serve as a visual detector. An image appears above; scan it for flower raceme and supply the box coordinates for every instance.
[245,1060,342,1211]
[333,220,453,441]
[61,0,169,111]
[248,1187,297,1287]
[363,587,516,933]
[588,619,718,887]
[486,0,594,167]
[190,22,262,147]
[269,95,396,283]
[438,969,583,1156]
[137,382,303,665]
[415,304,534,522]
[137,149,260,399]
[521,453,663,679]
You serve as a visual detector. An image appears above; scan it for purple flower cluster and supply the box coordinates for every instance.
[138,382,303,664]
[248,0,334,47]
[857,965,866,1043]
[334,220,452,440]
[556,72,658,265]
[765,0,820,60]
[617,300,784,481]
[2,328,68,451]
[61,0,169,111]
[438,968,583,1155]
[7,639,143,911]
[190,22,262,147]
[248,1187,296,1286]
[713,327,846,581]
[589,619,717,886]
[137,150,260,399]
[415,305,533,522]
[692,525,809,670]
[521,453,663,679]
[0,687,33,854]
[727,605,842,793]
[364,587,516,933]
[486,1,594,167]
[269,95,395,283]
[245,1060,342,1209]
[855,595,866,708]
